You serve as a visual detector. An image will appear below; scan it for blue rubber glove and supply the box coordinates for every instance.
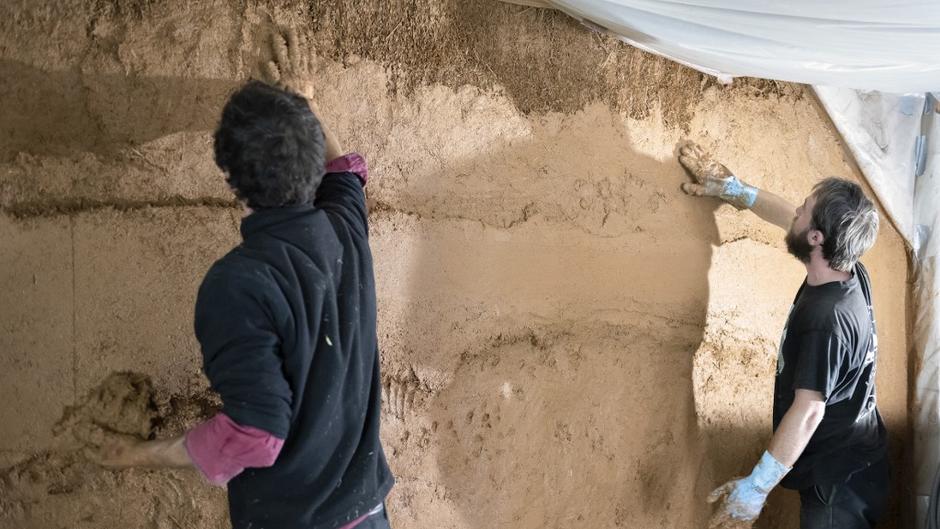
[719,175,759,209]
[708,451,791,527]
[678,142,758,210]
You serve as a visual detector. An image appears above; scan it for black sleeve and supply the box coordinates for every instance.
[792,330,845,402]
[315,171,368,238]
[194,264,294,439]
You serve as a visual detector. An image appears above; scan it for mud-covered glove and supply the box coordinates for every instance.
[707,451,790,528]
[678,142,758,209]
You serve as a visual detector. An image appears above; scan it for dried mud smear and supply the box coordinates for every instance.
[306,0,802,126]
[55,371,158,445]
[50,371,220,448]
[0,373,223,529]
[0,0,801,165]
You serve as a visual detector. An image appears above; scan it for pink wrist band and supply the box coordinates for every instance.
[184,413,285,485]
[326,153,369,185]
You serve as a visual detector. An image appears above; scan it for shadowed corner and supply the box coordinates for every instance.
[0,59,241,162]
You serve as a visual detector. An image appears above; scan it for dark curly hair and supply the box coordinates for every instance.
[213,80,326,208]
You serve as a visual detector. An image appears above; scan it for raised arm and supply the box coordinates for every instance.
[316,108,343,162]
[678,142,796,231]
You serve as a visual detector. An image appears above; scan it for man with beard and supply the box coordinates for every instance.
[678,143,889,529]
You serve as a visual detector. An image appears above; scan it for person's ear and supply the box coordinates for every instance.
[808,228,824,247]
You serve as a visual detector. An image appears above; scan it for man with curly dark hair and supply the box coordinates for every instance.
[213,79,327,208]
[90,29,395,529]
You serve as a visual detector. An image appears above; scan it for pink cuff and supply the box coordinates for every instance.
[325,152,368,186]
[337,504,383,529]
[337,514,369,529]
[184,413,285,486]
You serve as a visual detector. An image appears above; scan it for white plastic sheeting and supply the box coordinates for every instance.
[912,99,940,527]
[813,89,923,248]
[504,0,940,92]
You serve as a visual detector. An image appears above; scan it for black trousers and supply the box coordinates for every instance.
[799,457,891,529]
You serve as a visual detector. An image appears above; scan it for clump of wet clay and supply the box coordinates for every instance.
[55,372,158,447]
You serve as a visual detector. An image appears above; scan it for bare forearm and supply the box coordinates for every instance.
[321,122,343,162]
[750,187,797,232]
[306,100,343,162]
[133,436,194,469]
[768,397,825,467]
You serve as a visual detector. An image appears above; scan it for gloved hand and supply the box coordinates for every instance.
[707,451,791,529]
[678,142,758,209]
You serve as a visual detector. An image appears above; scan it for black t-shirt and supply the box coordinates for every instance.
[773,262,887,489]
[194,170,394,529]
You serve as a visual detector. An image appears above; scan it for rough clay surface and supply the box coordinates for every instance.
[0,1,910,529]
[55,371,158,445]
[0,373,224,528]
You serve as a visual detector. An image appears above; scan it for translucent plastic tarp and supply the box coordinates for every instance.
[813,88,923,248]
[911,99,940,527]
[506,0,940,93]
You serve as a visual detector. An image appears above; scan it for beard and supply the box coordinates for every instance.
[785,226,813,264]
